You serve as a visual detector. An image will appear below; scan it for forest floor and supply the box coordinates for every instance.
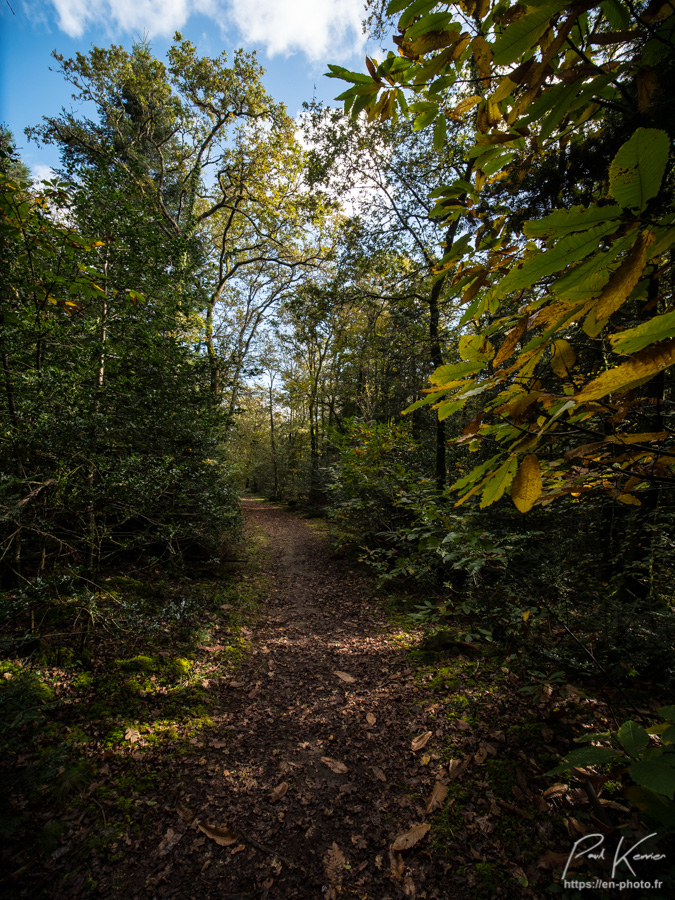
[2,498,670,898]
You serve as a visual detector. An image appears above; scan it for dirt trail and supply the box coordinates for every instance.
[119,499,455,899]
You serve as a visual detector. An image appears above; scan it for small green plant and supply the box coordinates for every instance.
[550,706,675,826]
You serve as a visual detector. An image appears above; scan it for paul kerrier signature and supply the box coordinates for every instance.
[562,832,666,882]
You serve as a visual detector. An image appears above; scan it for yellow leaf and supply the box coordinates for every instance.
[487,98,502,126]
[550,339,577,378]
[491,75,517,103]
[511,454,542,513]
[450,95,482,119]
[471,34,492,81]
[594,231,653,322]
[575,339,675,402]
[617,493,642,505]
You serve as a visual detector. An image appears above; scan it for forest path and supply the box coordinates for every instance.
[122,497,454,899]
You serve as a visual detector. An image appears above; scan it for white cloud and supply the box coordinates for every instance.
[227,0,364,61]
[48,0,365,59]
[49,0,217,39]
[31,164,56,183]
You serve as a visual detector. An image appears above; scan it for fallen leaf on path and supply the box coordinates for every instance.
[447,759,464,780]
[196,821,238,847]
[231,844,246,855]
[403,874,417,897]
[411,731,432,752]
[323,842,346,883]
[389,847,405,880]
[270,782,288,803]
[391,823,431,851]
[176,804,193,825]
[366,712,377,726]
[543,783,568,799]
[321,757,349,774]
[334,671,356,683]
[564,817,589,837]
[158,827,182,856]
[372,766,386,782]
[426,781,448,813]
[124,728,140,744]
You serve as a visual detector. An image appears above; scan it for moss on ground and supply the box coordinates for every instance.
[0,522,269,894]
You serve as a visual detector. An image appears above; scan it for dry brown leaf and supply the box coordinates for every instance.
[158,827,182,857]
[321,757,349,775]
[196,821,238,847]
[389,846,405,880]
[176,803,193,825]
[334,671,356,683]
[564,817,589,837]
[366,712,377,726]
[231,844,246,855]
[426,781,449,813]
[447,759,464,781]
[124,727,140,744]
[372,766,386,782]
[323,842,347,883]
[411,731,432,752]
[474,746,488,765]
[403,874,417,897]
[270,781,288,803]
[391,823,431,851]
[543,783,568,799]
[533,794,549,813]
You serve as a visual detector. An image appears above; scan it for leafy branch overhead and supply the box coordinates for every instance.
[328,0,675,511]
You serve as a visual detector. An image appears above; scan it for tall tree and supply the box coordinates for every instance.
[29,36,327,409]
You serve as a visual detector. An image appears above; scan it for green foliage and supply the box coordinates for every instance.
[326,420,529,597]
[331,0,675,511]
[550,707,675,826]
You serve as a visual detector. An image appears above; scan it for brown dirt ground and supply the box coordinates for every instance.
[103,498,466,899]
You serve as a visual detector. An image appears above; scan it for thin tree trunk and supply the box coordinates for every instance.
[269,374,278,498]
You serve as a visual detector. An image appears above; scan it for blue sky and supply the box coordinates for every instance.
[0,0,378,178]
